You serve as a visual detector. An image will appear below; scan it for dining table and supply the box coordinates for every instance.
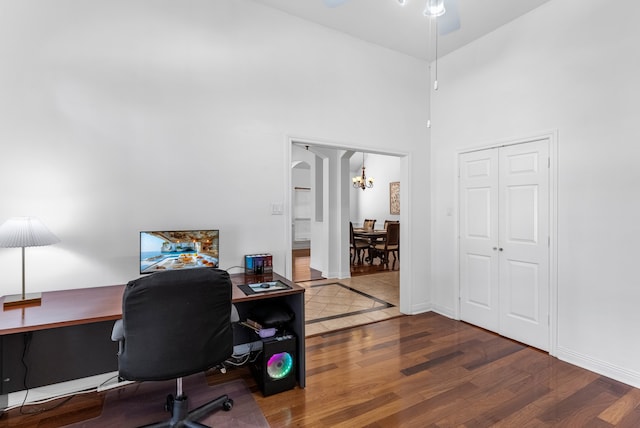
[352,228,387,264]
[353,228,386,240]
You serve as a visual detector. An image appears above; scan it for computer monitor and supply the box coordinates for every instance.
[139,230,219,274]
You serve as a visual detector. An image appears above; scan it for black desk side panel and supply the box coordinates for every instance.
[1,320,118,395]
[232,292,306,388]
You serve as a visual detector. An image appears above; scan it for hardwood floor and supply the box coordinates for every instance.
[257,313,640,427]
[4,312,640,427]
[292,248,397,283]
[292,248,324,282]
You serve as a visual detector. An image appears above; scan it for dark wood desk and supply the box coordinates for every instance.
[0,272,305,399]
[0,285,125,336]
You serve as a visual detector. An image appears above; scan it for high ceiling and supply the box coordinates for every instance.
[251,0,552,61]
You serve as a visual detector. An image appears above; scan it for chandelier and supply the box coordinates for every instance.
[352,152,374,190]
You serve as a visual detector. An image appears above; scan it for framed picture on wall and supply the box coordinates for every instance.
[390,181,400,215]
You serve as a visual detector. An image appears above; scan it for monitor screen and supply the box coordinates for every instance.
[140,230,219,274]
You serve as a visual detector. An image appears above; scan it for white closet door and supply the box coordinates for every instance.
[498,140,550,351]
[459,149,500,332]
[459,139,550,351]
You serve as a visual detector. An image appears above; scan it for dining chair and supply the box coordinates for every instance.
[370,222,399,270]
[350,221,369,265]
[383,220,399,229]
[377,220,399,242]
[363,219,376,230]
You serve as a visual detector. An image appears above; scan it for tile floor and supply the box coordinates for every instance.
[297,270,401,336]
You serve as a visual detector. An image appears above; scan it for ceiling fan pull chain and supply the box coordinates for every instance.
[434,17,439,91]
[427,9,432,129]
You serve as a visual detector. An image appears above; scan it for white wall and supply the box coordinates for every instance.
[350,153,402,228]
[0,0,430,315]
[431,0,640,386]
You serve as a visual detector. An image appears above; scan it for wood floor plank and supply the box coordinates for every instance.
[615,404,640,427]
[469,364,532,397]
[462,337,527,370]
[319,392,401,426]
[537,377,628,424]
[464,384,552,427]
[557,390,619,427]
[487,402,551,428]
[401,350,464,376]
[598,387,640,425]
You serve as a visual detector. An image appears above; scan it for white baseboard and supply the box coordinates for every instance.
[410,302,432,315]
[6,371,120,408]
[430,304,456,319]
[96,379,136,393]
[556,346,640,389]
[407,303,456,318]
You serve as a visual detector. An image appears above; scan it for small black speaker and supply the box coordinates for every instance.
[252,334,297,396]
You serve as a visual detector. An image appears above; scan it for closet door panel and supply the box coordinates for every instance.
[459,150,500,332]
[499,140,550,351]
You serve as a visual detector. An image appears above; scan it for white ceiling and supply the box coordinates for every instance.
[251,0,552,61]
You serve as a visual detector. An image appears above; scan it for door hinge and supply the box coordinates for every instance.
[548,157,551,168]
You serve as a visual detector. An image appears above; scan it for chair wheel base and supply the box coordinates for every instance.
[222,398,233,411]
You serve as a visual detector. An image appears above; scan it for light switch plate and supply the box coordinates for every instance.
[271,203,284,215]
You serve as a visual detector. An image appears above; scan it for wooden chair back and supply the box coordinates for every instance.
[385,222,400,247]
[363,219,376,230]
[384,220,399,230]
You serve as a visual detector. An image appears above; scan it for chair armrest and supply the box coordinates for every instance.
[231,304,240,323]
[111,319,124,342]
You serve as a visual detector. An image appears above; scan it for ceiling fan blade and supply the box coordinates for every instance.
[322,0,350,7]
[439,0,461,35]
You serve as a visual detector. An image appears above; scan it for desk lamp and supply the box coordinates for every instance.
[0,217,60,309]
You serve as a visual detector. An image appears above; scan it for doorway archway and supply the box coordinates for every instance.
[286,137,410,315]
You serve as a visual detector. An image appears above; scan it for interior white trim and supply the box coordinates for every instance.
[557,346,640,390]
[285,135,413,314]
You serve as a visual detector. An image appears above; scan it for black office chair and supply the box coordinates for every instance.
[111,268,234,427]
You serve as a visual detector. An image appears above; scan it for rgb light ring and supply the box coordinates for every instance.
[266,352,293,380]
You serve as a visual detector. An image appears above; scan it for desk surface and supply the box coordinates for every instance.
[0,272,303,336]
